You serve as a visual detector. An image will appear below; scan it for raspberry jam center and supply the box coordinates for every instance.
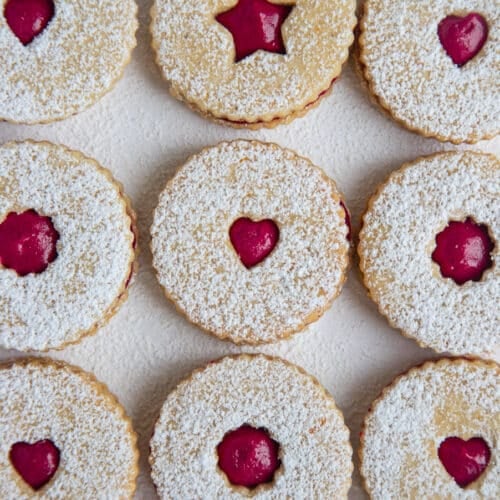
[432,218,494,285]
[0,209,59,276]
[230,217,279,268]
[217,425,280,488]
[216,0,294,62]
[438,13,488,66]
[10,440,60,491]
[438,437,491,488]
[4,0,55,45]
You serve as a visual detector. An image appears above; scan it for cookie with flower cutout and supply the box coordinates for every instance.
[358,1,499,143]
[0,141,137,351]
[358,151,498,358]
[150,0,356,128]
[150,354,353,498]
[0,357,138,498]
[360,358,499,498]
[0,0,137,123]
[151,140,351,345]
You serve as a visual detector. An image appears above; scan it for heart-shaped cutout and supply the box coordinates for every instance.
[438,437,490,487]
[4,0,55,46]
[230,217,279,268]
[438,13,488,66]
[10,440,60,490]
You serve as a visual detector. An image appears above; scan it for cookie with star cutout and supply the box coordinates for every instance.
[150,140,351,344]
[150,0,356,128]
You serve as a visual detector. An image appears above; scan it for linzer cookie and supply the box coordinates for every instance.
[0,0,137,123]
[358,1,499,143]
[360,358,499,498]
[151,140,350,344]
[150,354,353,498]
[150,0,356,128]
[0,358,138,498]
[358,152,498,357]
[0,141,137,351]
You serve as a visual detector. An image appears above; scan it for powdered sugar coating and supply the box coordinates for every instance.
[360,358,500,499]
[0,358,138,498]
[359,0,499,143]
[0,0,137,124]
[0,141,135,351]
[359,152,499,357]
[150,0,356,124]
[151,140,350,344]
[150,354,352,498]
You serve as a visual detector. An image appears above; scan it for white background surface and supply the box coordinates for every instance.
[0,1,498,498]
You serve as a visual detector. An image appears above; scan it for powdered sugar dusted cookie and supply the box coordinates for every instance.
[359,1,499,143]
[151,140,350,344]
[150,0,356,128]
[0,141,137,351]
[150,354,352,498]
[360,358,499,498]
[358,151,498,357]
[0,0,137,124]
[0,357,138,498]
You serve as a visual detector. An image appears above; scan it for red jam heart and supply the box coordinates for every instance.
[432,218,494,285]
[10,440,60,491]
[438,437,491,487]
[0,209,59,276]
[230,217,279,268]
[4,0,55,46]
[217,425,280,488]
[438,13,488,66]
[216,0,294,62]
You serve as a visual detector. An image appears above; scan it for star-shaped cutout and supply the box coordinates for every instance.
[216,0,295,62]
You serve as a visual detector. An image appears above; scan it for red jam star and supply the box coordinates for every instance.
[216,0,294,62]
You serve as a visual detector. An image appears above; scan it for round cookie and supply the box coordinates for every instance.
[0,141,137,351]
[358,1,499,144]
[150,0,356,128]
[151,140,350,344]
[150,354,353,498]
[0,357,138,498]
[360,358,499,498]
[358,151,498,357]
[0,0,137,124]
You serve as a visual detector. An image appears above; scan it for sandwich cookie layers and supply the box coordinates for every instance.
[0,0,137,123]
[150,354,353,498]
[151,140,350,345]
[360,358,499,498]
[150,0,356,128]
[358,151,498,357]
[0,141,137,351]
[358,0,499,143]
[0,357,138,498]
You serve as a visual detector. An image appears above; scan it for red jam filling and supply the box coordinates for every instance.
[432,218,494,285]
[230,217,279,268]
[4,0,55,46]
[10,440,60,491]
[340,201,351,241]
[217,425,280,488]
[438,13,488,66]
[216,0,294,62]
[0,209,59,276]
[438,437,491,488]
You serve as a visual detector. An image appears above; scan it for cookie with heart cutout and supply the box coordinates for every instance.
[0,357,139,498]
[358,151,498,358]
[358,1,499,144]
[0,0,137,124]
[0,140,137,352]
[150,140,351,344]
[150,354,353,498]
[360,358,499,498]
[150,0,356,129]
